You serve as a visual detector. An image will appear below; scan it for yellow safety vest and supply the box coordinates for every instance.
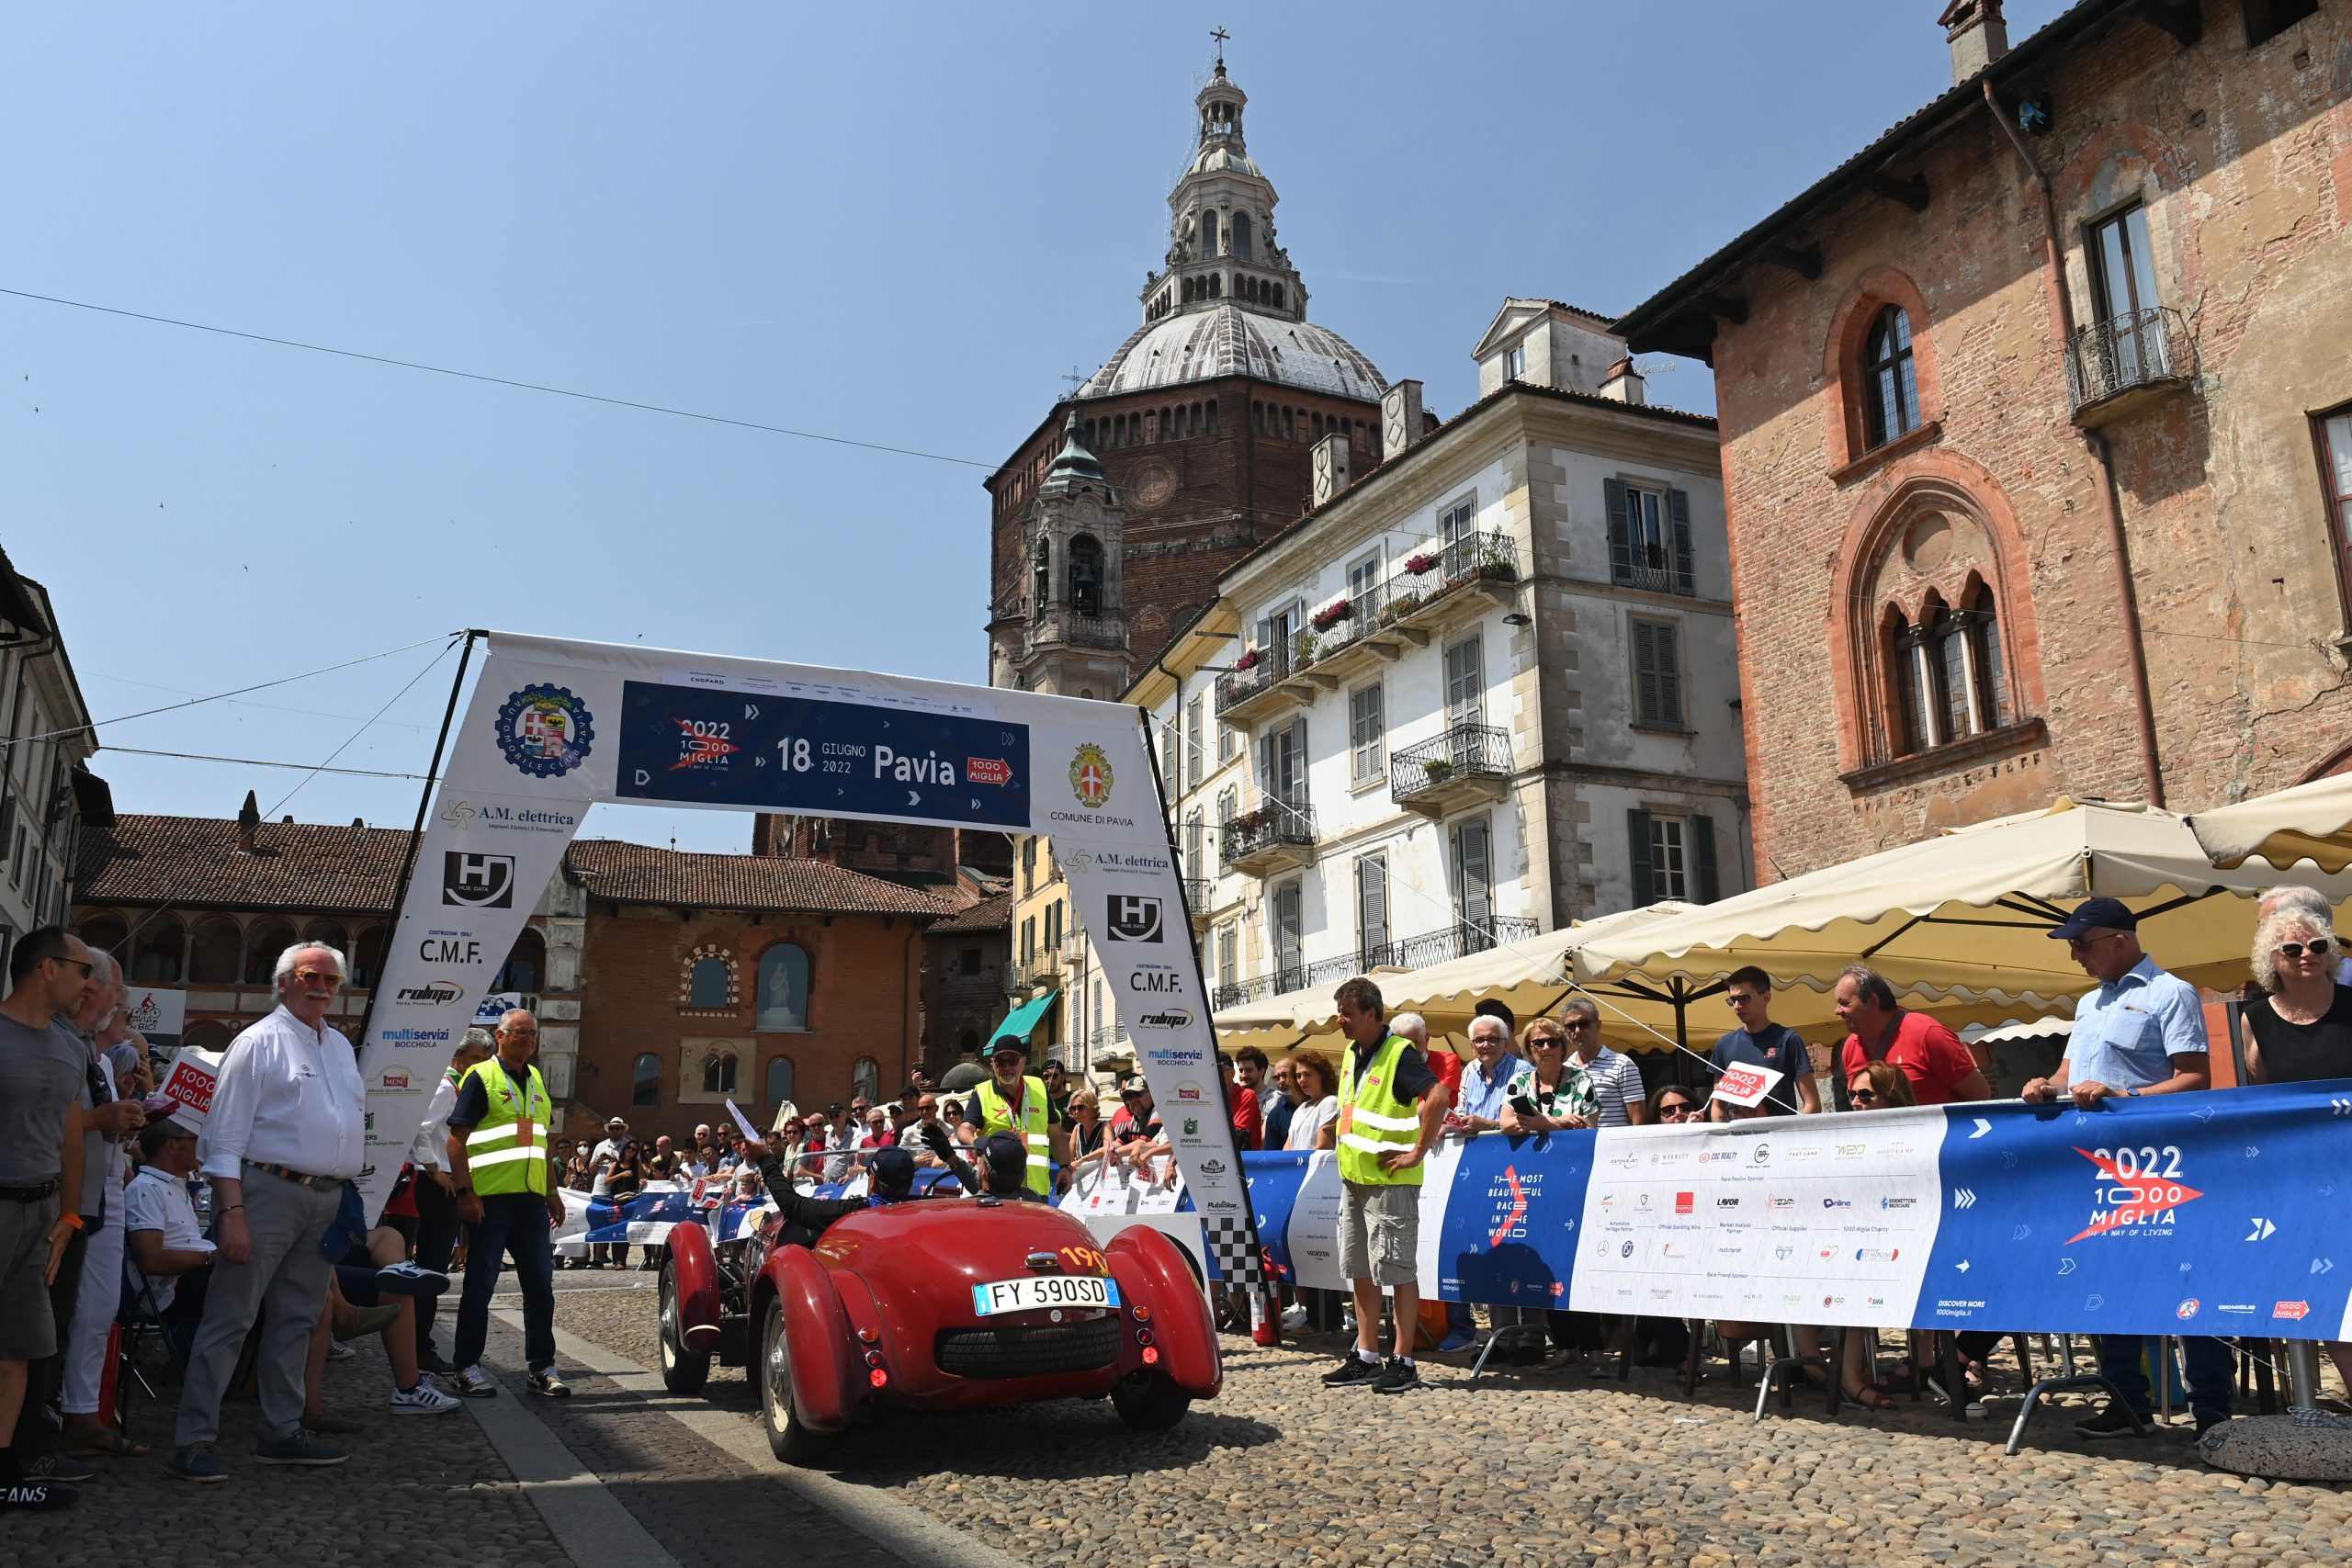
[1337,1034,1424,1187]
[974,1075,1053,1196]
[461,1056,552,1198]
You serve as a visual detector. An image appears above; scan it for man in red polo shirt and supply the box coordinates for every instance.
[1832,964,1989,1107]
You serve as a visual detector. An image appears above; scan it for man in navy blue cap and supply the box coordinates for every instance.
[2026,896,2223,1438]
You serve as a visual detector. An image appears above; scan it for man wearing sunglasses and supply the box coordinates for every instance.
[169,943,367,1483]
[2025,897,2222,1439]
[0,928,108,1509]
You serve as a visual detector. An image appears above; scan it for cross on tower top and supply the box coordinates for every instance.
[1210,26,1228,69]
[1061,365,1089,397]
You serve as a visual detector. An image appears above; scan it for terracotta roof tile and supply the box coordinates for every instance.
[931,891,1012,933]
[564,839,952,917]
[77,815,410,914]
[79,815,959,919]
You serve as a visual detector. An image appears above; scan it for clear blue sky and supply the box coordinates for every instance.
[1,1,2071,852]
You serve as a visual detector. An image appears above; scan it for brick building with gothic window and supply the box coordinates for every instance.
[1618,0,2352,877]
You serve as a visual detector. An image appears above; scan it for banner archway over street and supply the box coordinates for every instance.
[355,632,1257,1273]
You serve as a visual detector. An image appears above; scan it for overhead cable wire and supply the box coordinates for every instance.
[99,747,431,781]
[264,637,458,818]
[0,631,458,749]
[0,286,996,469]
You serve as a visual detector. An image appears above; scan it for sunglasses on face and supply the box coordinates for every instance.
[1658,1102,1696,1118]
[1849,1087,1879,1102]
[2278,938,2338,959]
[291,967,345,987]
[1562,1019,1599,1032]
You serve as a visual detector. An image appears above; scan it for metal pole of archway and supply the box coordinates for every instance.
[1136,708,1272,1337]
[352,629,481,1083]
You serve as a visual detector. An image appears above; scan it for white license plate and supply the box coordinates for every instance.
[971,1273,1121,1316]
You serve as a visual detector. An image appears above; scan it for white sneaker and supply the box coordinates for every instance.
[387,1382,461,1416]
[1341,1311,1358,1334]
[375,1260,450,1298]
[326,1341,356,1363]
[1282,1303,1308,1331]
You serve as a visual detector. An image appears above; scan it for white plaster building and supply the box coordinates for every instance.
[1139,310,1751,1012]
[0,558,104,958]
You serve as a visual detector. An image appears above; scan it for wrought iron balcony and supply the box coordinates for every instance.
[1390,722,1513,817]
[1220,800,1316,876]
[2067,306,2195,426]
[1181,878,1214,922]
[1215,639,1293,718]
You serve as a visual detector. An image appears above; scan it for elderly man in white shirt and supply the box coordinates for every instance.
[167,943,366,1484]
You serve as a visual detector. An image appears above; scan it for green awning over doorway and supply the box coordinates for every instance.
[989,989,1059,1046]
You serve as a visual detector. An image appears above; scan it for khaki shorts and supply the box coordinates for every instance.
[1338,1179,1419,1287]
[0,1190,62,1361]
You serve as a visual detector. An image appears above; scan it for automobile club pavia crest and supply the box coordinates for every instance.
[495,683,596,778]
[1069,743,1114,809]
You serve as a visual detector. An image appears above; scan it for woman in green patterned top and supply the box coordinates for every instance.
[1499,1017,1597,1134]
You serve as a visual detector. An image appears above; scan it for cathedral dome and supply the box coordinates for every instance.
[1081,302,1385,400]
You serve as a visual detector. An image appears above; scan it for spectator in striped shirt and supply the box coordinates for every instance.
[1558,997,1647,1126]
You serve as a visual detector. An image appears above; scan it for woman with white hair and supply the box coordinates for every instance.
[2244,891,2352,1393]
[2245,896,2352,1084]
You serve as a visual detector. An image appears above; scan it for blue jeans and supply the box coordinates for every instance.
[2096,1334,2233,1422]
[453,1193,556,1375]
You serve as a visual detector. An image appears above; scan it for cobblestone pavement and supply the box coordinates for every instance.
[4,1332,575,1567]
[548,1275,2352,1568]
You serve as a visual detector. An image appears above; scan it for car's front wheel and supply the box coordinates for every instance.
[1109,1369,1192,1431]
[759,1295,835,1466]
[657,1266,710,1395]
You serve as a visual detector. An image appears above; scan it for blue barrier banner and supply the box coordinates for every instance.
[1228,1082,2352,1340]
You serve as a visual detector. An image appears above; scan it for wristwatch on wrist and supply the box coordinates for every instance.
[455,1185,473,1195]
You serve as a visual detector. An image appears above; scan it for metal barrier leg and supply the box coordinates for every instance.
[2288,1339,2324,1407]
[2005,1373,2147,1457]
[2158,1335,2176,1426]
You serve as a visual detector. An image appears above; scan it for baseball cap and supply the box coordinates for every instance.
[870,1146,917,1195]
[1117,1074,1148,1097]
[2047,897,2139,942]
[980,1133,1027,1186]
[988,1035,1029,1059]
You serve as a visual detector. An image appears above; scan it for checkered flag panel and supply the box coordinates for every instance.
[1205,1214,1266,1288]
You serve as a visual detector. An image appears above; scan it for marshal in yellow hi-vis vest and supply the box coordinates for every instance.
[462,1056,553,1198]
[973,1075,1053,1196]
[1337,1033,1425,1187]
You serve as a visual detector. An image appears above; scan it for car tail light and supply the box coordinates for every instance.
[1130,1304,1151,1324]
[865,1349,886,1367]
[1135,1327,1154,1347]
[869,1367,889,1388]
[1141,1346,1160,1367]
[857,1326,879,1345]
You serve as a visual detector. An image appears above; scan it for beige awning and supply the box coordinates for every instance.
[1573,797,2342,1012]
[2186,773,2352,874]
[1211,901,2041,1060]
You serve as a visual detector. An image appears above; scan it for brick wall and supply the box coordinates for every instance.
[573,902,924,1137]
[1702,3,2352,877]
[987,378,1385,671]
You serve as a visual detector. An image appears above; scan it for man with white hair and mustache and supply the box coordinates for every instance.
[168,942,366,1483]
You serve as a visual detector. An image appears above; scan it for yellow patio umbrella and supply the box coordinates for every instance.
[2185,773,2352,874]
[1573,797,2345,1015]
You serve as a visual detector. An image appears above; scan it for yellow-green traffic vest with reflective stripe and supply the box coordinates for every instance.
[1338,1034,1424,1187]
[462,1056,551,1198]
[973,1075,1053,1196]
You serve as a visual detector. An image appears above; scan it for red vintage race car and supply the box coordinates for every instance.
[660,1193,1221,1464]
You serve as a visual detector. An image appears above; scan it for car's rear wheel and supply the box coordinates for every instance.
[759,1295,835,1466]
[657,1266,710,1395]
[1109,1369,1192,1431]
